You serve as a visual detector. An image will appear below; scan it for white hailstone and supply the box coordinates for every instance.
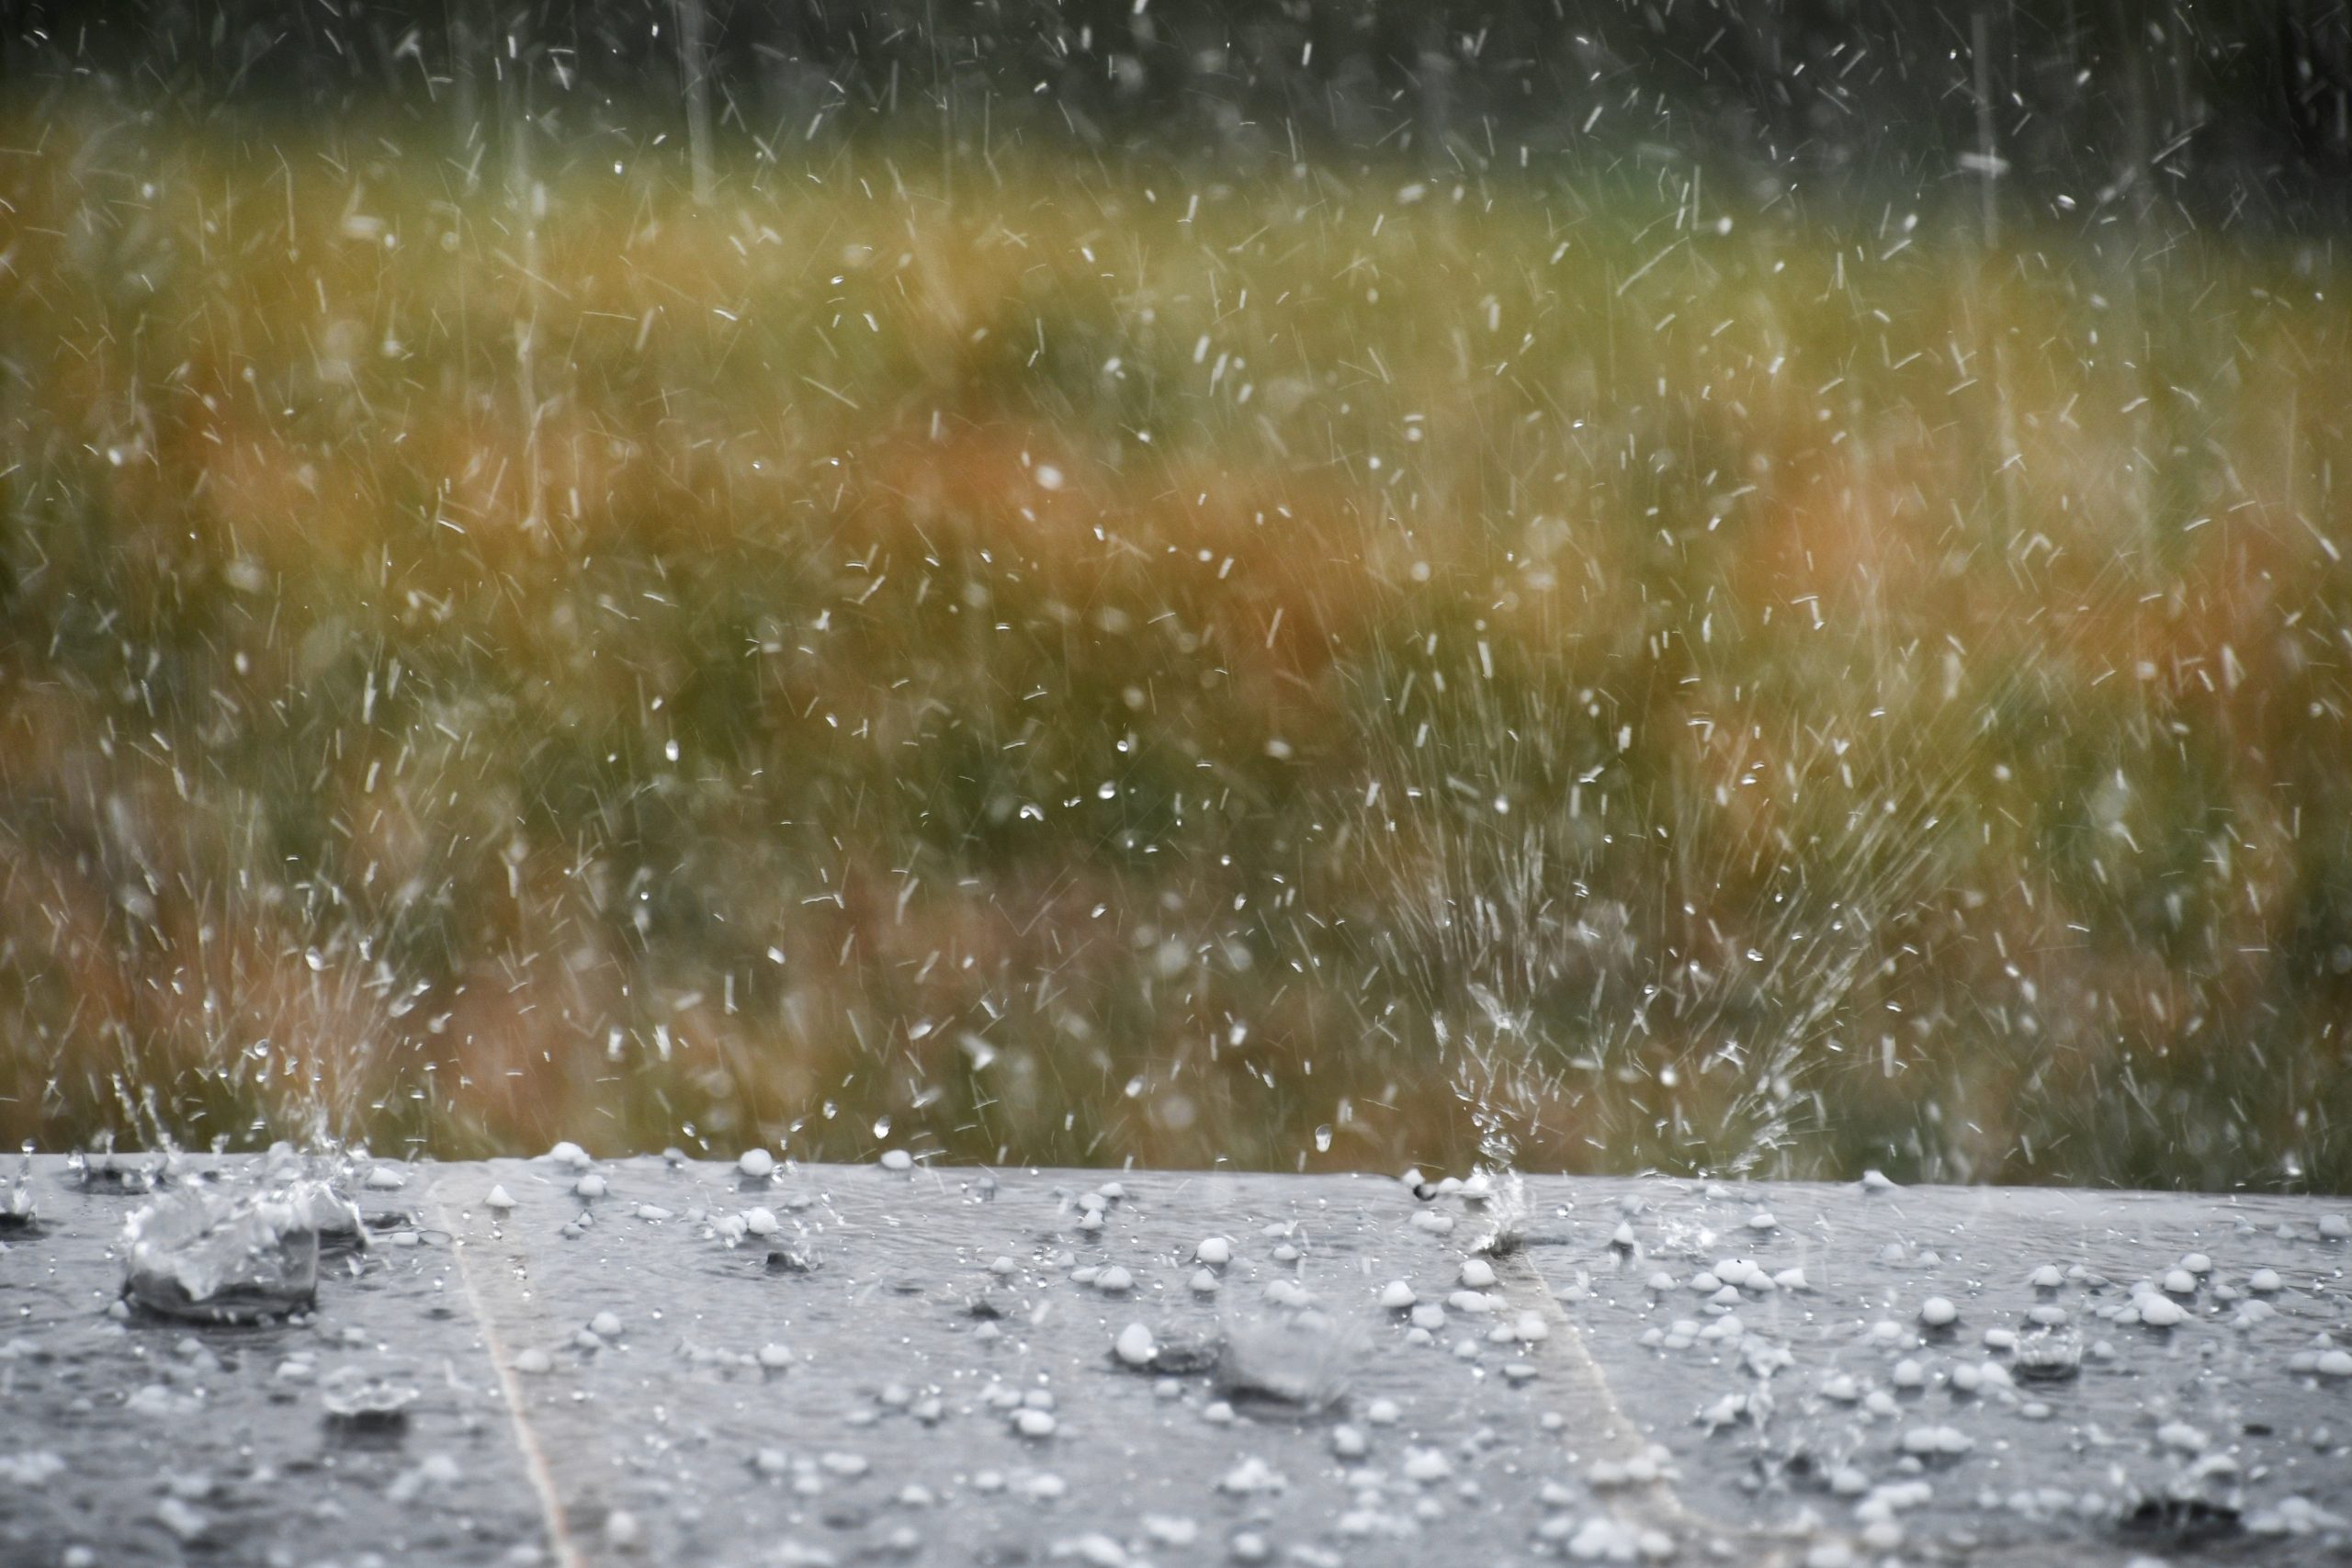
[1188,1269,1220,1294]
[1890,1359,1926,1389]
[1459,1258,1498,1290]
[1410,1303,1447,1332]
[605,1510,642,1550]
[514,1348,553,1375]
[2249,1269,2283,1293]
[589,1312,622,1338]
[1023,1474,1067,1502]
[1013,1409,1057,1438]
[574,1173,607,1199]
[1860,1169,1897,1192]
[1611,1223,1637,1249]
[1511,1311,1551,1343]
[2162,1269,2199,1296]
[1365,1398,1401,1425]
[2314,1349,2352,1379]
[1983,1328,2017,1351]
[1820,1373,1860,1403]
[1690,1272,1723,1293]
[1900,1426,1974,1457]
[1379,1280,1417,1310]
[1217,1457,1284,1495]
[989,1256,1018,1275]
[879,1149,913,1172]
[1918,1297,1958,1327]
[2319,1213,2349,1240]
[1264,1279,1312,1309]
[1558,1517,1645,1561]
[2156,1421,2210,1453]
[1097,1181,1125,1201]
[1194,1236,1232,1266]
[1773,1268,1808,1292]
[635,1204,673,1222]
[1094,1266,1134,1293]
[1330,1425,1367,1459]
[743,1206,780,1236]
[1142,1517,1197,1547]
[1114,1323,1157,1367]
[1747,1211,1777,1232]
[364,1164,407,1190]
[1646,1272,1676,1292]
[757,1343,793,1369]
[2028,1265,2064,1290]
[1400,1448,1452,1483]
[1201,1401,1235,1425]
[546,1142,593,1169]
[1447,1291,1498,1314]
[485,1185,516,1211]
[2137,1295,2187,1328]
[2179,1252,2213,1274]
[1230,1532,1270,1563]
[738,1148,775,1179]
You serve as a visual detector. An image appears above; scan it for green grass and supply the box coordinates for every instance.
[4,107,2351,1187]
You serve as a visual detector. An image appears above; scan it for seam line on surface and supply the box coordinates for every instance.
[429,1177,585,1568]
[1505,1250,1833,1568]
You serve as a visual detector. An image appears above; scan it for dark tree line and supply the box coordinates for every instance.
[6,0,2350,223]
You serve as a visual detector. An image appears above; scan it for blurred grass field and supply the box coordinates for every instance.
[5,109,2351,1188]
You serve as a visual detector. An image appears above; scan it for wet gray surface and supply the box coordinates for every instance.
[0,1156,548,1567]
[2,1155,2347,1567]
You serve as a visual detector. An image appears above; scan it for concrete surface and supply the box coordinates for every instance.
[1,1154,2347,1567]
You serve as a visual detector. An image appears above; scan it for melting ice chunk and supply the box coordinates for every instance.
[121,1182,326,1323]
[319,1364,421,1427]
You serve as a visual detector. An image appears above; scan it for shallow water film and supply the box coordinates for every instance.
[3,3,2351,1190]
